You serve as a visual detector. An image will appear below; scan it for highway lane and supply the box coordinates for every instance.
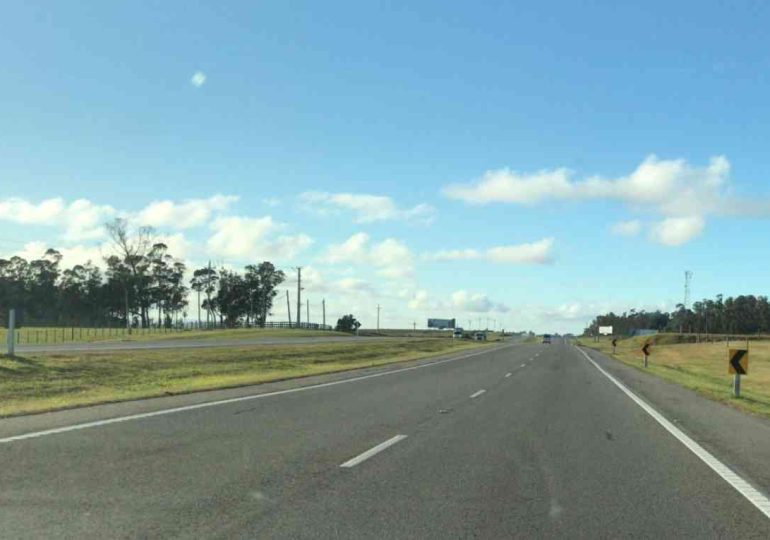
[13,334,387,353]
[0,339,768,538]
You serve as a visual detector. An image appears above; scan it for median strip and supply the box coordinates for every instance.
[0,345,511,444]
[340,434,407,468]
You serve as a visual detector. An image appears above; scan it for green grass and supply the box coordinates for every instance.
[0,326,351,345]
[0,338,489,417]
[579,335,770,418]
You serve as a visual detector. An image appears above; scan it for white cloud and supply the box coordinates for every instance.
[443,168,573,205]
[323,232,370,264]
[649,216,705,246]
[610,220,642,237]
[191,71,207,87]
[300,265,327,293]
[423,238,554,265]
[9,241,107,269]
[405,288,510,314]
[0,197,115,241]
[370,238,412,278]
[407,289,450,311]
[262,197,281,208]
[443,156,729,212]
[486,238,554,264]
[299,191,436,225]
[62,199,116,240]
[0,198,65,224]
[154,233,192,260]
[443,155,736,246]
[207,216,312,261]
[450,290,510,313]
[135,195,238,229]
[322,233,414,280]
[298,266,378,306]
[408,290,432,310]
[335,278,376,295]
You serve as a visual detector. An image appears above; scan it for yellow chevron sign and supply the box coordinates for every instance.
[728,348,748,375]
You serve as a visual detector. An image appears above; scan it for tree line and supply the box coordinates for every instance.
[586,294,770,335]
[0,218,286,328]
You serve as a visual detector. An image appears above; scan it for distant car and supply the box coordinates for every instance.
[474,331,487,341]
[542,334,552,344]
[452,328,463,339]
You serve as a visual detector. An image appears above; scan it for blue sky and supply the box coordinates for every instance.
[3,1,770,332]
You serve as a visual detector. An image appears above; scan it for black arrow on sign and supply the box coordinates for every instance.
[730,349,747,375]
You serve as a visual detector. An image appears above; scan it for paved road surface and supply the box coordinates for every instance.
[1,339,768,538]
[14,335,386,354]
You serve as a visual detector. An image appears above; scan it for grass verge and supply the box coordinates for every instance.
[0,338,489,417]
[578,336,770,418]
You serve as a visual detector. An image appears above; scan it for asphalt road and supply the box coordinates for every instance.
[1,339,769,538]
[14,335,386,353]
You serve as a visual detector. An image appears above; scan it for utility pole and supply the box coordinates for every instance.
[377,304,381,331]
[413,321,416,331]
[6,308,15,357]
[306,299,310,326]
[322,298,326,329]
[286,290,292,328]
[124,284,131,334]
[295,267,303,329]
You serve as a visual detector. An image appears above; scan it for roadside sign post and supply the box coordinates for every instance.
[641,342,651,368]
[612,338,617,354]
[727,341,749,398]
[6,308,15,357]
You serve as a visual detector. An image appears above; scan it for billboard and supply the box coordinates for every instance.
[427,318,456,329]
[598,325,613,335]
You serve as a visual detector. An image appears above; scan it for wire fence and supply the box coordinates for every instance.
[1,321,334,345]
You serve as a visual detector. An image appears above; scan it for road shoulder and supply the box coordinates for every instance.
[578,345,770,496]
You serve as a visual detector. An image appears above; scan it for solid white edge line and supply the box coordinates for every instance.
[340,434,407,468]
[0,345,514,445]
[575,346,770,520]
[470,389,486,399]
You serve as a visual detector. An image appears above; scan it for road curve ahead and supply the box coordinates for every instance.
[0,339,768,538]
